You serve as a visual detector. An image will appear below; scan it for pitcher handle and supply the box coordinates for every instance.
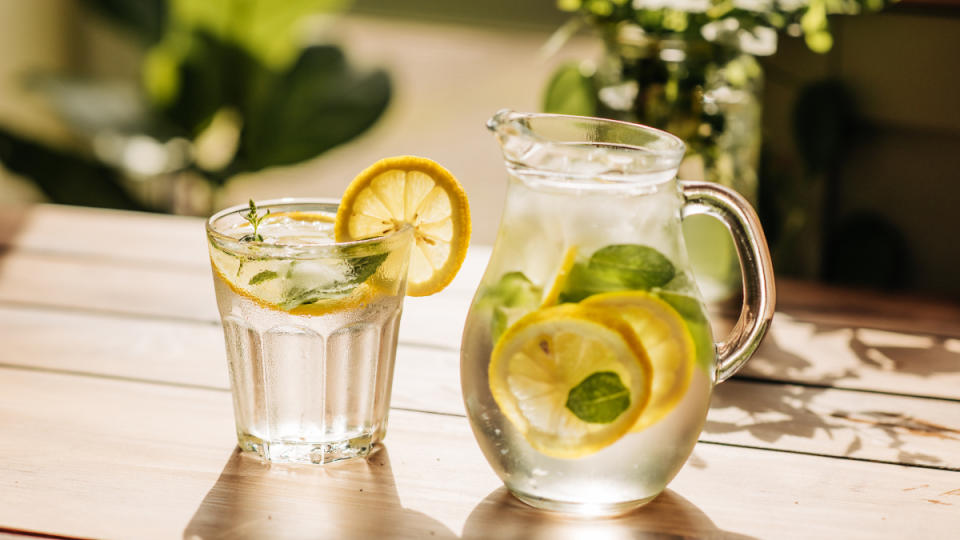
[680,181,776,383]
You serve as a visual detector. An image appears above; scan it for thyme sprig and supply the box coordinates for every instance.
[241,199,270,242]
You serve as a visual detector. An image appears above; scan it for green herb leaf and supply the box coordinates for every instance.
[557,261,629,304]
[491,308,509,344]
[279,285,350,310]
[555,245,676,304]
[565,371,631,424]
[277,252,387,311]
[350,252,387,284]
[654,291,714,372]
[248,270,278,285]
[478,272,542,309]
[241,199,270,242]
[588,244,676,290]
[476,272,543,341]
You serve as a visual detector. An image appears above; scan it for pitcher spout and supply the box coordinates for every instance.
[486,110,686,186]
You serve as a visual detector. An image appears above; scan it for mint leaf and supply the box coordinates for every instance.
[276,252,387,311]
[478,272,542,308]
[248,270,278,285]
[279,285,351,310]
[588,244,675,290]
[556,245,677,304]
[491,308,508,343]
[476,272,542,342]
[654,291,714,372]
[557,262,628,304]
[350,252,387,284]
[654,291,707,324]
[565,371,631,424]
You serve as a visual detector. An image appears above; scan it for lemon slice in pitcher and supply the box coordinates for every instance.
[540,245,579,307]
[335,156,471,297]
[488,304,652,458]
[583,291,696,431]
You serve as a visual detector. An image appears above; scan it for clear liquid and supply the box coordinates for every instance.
[209,212,407,464]
[461,170,715,512]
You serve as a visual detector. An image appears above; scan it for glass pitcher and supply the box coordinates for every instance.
[460,110,775,515]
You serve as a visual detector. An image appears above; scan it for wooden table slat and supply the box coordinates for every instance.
[2,368,959,540]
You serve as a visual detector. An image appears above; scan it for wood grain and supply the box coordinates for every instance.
[0,204,207,268]
[1,368,959,540]
[4,248,959,400]
[3,305,960,469]
[4,204,960,336]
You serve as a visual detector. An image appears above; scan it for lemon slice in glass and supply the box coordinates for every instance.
[583,291,697,431]
[335,155,471,297]
[489,304,652,458]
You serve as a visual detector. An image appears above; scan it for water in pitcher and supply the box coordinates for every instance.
[461,155,717,512]
[207,202,412,464]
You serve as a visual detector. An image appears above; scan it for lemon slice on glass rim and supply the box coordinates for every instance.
[335,156,471,297]
[488,304,652,459]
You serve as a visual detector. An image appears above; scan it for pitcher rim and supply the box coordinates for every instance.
[488,109,685,158]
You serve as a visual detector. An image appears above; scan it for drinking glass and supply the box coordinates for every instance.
[207,199,413,464]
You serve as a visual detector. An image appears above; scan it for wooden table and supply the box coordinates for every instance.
[2,204,959,539]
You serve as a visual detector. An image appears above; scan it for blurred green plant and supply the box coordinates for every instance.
[0,0,390,212]
[556,0,894,54]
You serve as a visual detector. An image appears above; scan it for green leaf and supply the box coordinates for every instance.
[169,0,348,69]
[543,62,596,116]
[805,31,834,54]
[149,30,263,140]
[0,127,148,211]
[588,244,676,290]
[557,244,676,303]
[248,270,278,285]
[277,252,387,311]
[556,262,628,304]
[350,252,388,284]
[279,285,346,310]
[478,272,543,309]
[476,272,543,342]
[234,45,391,173]
[80,0,167,44]
[654,291,714,371]
[491,308,509,344]
[565,371,631,424]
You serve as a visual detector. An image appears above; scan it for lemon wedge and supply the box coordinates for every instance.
[540,245,579,307]
[335,156,470,297]
[583,291,696,431]
[488,304,652,458]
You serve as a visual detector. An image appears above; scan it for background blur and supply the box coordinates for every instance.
[0,0,957,297]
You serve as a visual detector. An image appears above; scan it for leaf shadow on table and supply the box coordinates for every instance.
[183,446,456,540]
[703,313,960,468]
[461,487,757,540]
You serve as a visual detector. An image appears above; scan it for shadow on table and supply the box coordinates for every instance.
[183,446,455,540]
[704,313,960,467]
[461,487,757,540]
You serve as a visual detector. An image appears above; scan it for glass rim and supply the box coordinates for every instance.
[486,110,686,188]
[487,109,686,160]
[206,197,413,252]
